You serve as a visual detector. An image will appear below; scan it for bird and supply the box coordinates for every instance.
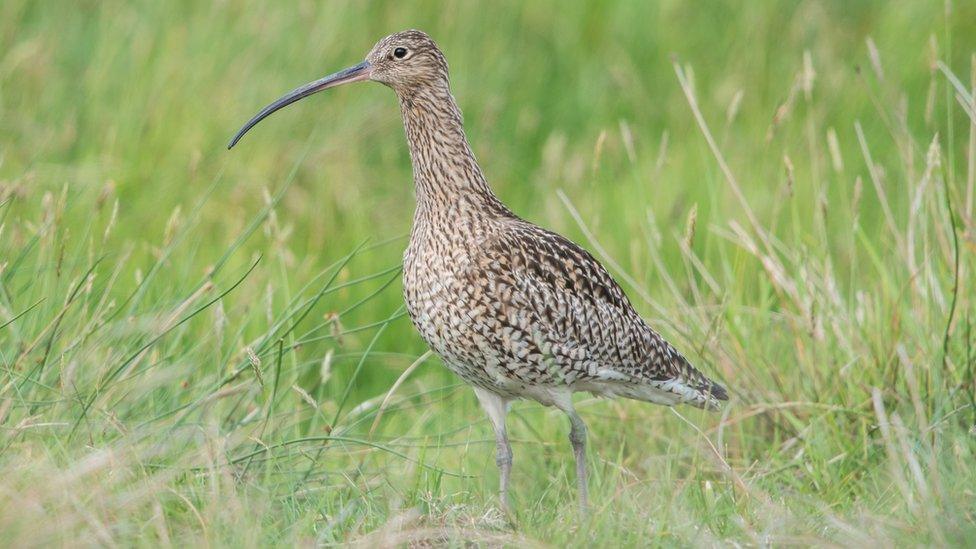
[229,29,728,512]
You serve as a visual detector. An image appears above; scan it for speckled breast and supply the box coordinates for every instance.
[402,228,507,392]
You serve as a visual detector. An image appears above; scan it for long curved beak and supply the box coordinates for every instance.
[228,61,372,149]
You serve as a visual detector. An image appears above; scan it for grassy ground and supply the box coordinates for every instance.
[2,0,976,546]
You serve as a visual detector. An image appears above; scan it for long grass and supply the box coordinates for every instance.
[2,0,975,546]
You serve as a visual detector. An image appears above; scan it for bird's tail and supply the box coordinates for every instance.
[694,379,729,411]
[617,372,728,411]
[675,354,728,410]
[674,353,728,410]
[614,344,729,409]
[650,353,729,410]
[645,375,728,410]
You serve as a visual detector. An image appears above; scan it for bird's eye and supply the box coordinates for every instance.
[393,47,408,59]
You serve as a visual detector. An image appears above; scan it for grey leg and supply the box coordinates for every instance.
[473,387,512,511]
[568,410,589,511]
[553,396,589,512]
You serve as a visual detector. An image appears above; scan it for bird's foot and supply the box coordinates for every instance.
[497,493,518,528]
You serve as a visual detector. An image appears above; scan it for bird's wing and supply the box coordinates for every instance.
[465,222,726,407]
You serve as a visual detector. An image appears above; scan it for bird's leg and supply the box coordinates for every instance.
[493,426,513,511]
[473,387,512,512]
[569,414,589,511]
[556,399,589,513]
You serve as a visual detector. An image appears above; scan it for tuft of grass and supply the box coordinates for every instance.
[2,0,975,545]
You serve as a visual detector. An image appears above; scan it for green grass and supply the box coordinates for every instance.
[2,0,976,545]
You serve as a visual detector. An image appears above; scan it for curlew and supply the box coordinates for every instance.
[229,29,728,512]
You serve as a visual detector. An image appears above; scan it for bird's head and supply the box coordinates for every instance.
[228,29,448,149]
[366,30,449,92]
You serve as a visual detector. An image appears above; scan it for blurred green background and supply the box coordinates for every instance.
[1,0,975,545]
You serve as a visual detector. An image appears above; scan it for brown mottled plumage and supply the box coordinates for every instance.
[230,29,728,512]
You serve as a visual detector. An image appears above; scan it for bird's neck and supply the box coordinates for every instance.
[397,85,508,219]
